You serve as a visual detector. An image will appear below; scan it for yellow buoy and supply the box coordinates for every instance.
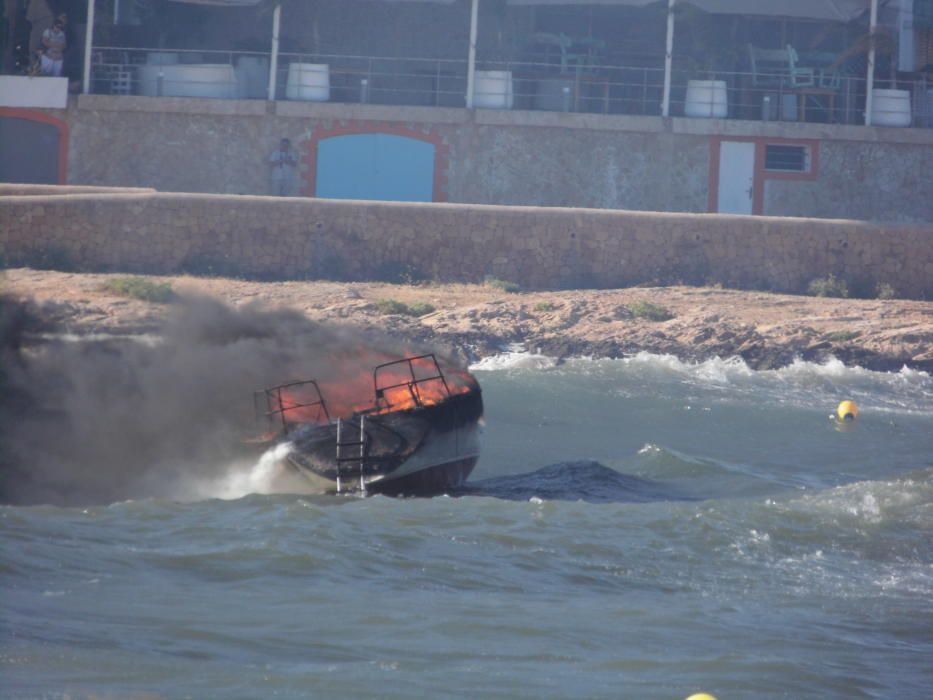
[837,400,859,421]
[685,694,718,700]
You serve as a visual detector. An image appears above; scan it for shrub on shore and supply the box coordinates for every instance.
[627,300,674,322]
[375,299,436,317]
[102,276,175,303]
[876,283,896,300]
[827,330,859,343]
[807,274,849,298]
[485,277,521,293]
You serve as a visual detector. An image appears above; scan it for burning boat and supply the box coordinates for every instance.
[252,354,483,496]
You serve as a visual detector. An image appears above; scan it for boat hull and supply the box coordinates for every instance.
[281,390,483,496]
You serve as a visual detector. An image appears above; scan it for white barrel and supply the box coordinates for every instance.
[285,63,330,101]
[684,79,728,118]
[871,88,911,127]
[473,70,513,110]
[138,64,236,98]
[235,56,269,99]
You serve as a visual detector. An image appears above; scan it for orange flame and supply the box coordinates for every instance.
[275,352,476,427]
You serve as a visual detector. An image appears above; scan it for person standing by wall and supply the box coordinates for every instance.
[39,14,64,76]
[269,137,298,196]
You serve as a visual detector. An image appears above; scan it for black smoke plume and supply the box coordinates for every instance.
[0,293,439,506]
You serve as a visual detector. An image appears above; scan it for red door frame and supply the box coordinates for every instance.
[302,121,450,201]
[708,135,820,215]
[0,108,70,184]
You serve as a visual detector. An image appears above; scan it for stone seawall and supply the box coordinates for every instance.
[1,191,930,298]
[0,185,155,197]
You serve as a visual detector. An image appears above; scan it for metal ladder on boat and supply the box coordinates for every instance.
[335,416,367,495]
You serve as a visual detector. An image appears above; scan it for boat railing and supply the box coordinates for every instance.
[255,379,331,436]
[372,354,451,411]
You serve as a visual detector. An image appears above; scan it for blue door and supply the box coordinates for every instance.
[316,133,436,202]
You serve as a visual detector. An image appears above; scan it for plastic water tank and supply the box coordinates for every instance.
[684,80,728,118]
[871,88,911,127]
[473,70,514,110]
[285,63,330,101]
[160,64,236,99]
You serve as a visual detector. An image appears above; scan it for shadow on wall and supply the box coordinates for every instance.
[0,110,68,185]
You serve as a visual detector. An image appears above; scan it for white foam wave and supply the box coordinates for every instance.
[470,351,557,372]
[788,473,933,526]
[181,443,318,501]
[475,350,929,381]
[471,351,933,413]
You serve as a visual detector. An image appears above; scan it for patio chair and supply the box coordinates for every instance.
[797,50,843,90]
[785,45,816,87]
[747,44,790,87]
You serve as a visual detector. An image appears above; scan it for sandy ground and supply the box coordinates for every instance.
[3,268,932,372]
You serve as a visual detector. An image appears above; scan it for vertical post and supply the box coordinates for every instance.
[335,418,343,494]
[82,0,96,94]
[661,0,675,117]
[359,416,366,495]
[466,0,479,108]
[268,2,282,102]
[865,0,879,125]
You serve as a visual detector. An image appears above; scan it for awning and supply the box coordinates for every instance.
[687,0,869,21]
[507,0,870,21]
[166,0,457,4]
[166,1,265,5]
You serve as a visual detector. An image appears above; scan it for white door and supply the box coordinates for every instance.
[717,141,755,215]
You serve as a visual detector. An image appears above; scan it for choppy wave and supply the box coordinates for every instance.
[456,460,685,503]
[714,469,933,600]
[472,351,933,415]
[470,350,557,372]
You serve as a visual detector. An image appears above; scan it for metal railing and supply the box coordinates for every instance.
[90,46,270,99]
[275,51,468,107]
[88,46,932,128]
[668,67,933,128]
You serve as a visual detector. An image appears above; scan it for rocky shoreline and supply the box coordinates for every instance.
[4,268,932,372]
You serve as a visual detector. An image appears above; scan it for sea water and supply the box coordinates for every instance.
[2,354,931,699]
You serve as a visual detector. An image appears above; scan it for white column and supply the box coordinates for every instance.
[82,0,96,94]
[268,2,282,101]
[865,0,879,125]
[465,0,479,109]
[661,0,675,117]
[898,0,915,71]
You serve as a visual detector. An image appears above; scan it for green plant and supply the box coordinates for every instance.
[876,282,896,300]
[485,277,520,294]
[627,300,674,322]
[827,330,858,343]
[407,301,436,317]
[533,301,555,312]
[375,299,435,317]
[102,276,175,303]
[807,274,849,298]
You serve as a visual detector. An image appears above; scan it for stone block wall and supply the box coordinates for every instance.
[2,190,931,299]
[43,97,933,223]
